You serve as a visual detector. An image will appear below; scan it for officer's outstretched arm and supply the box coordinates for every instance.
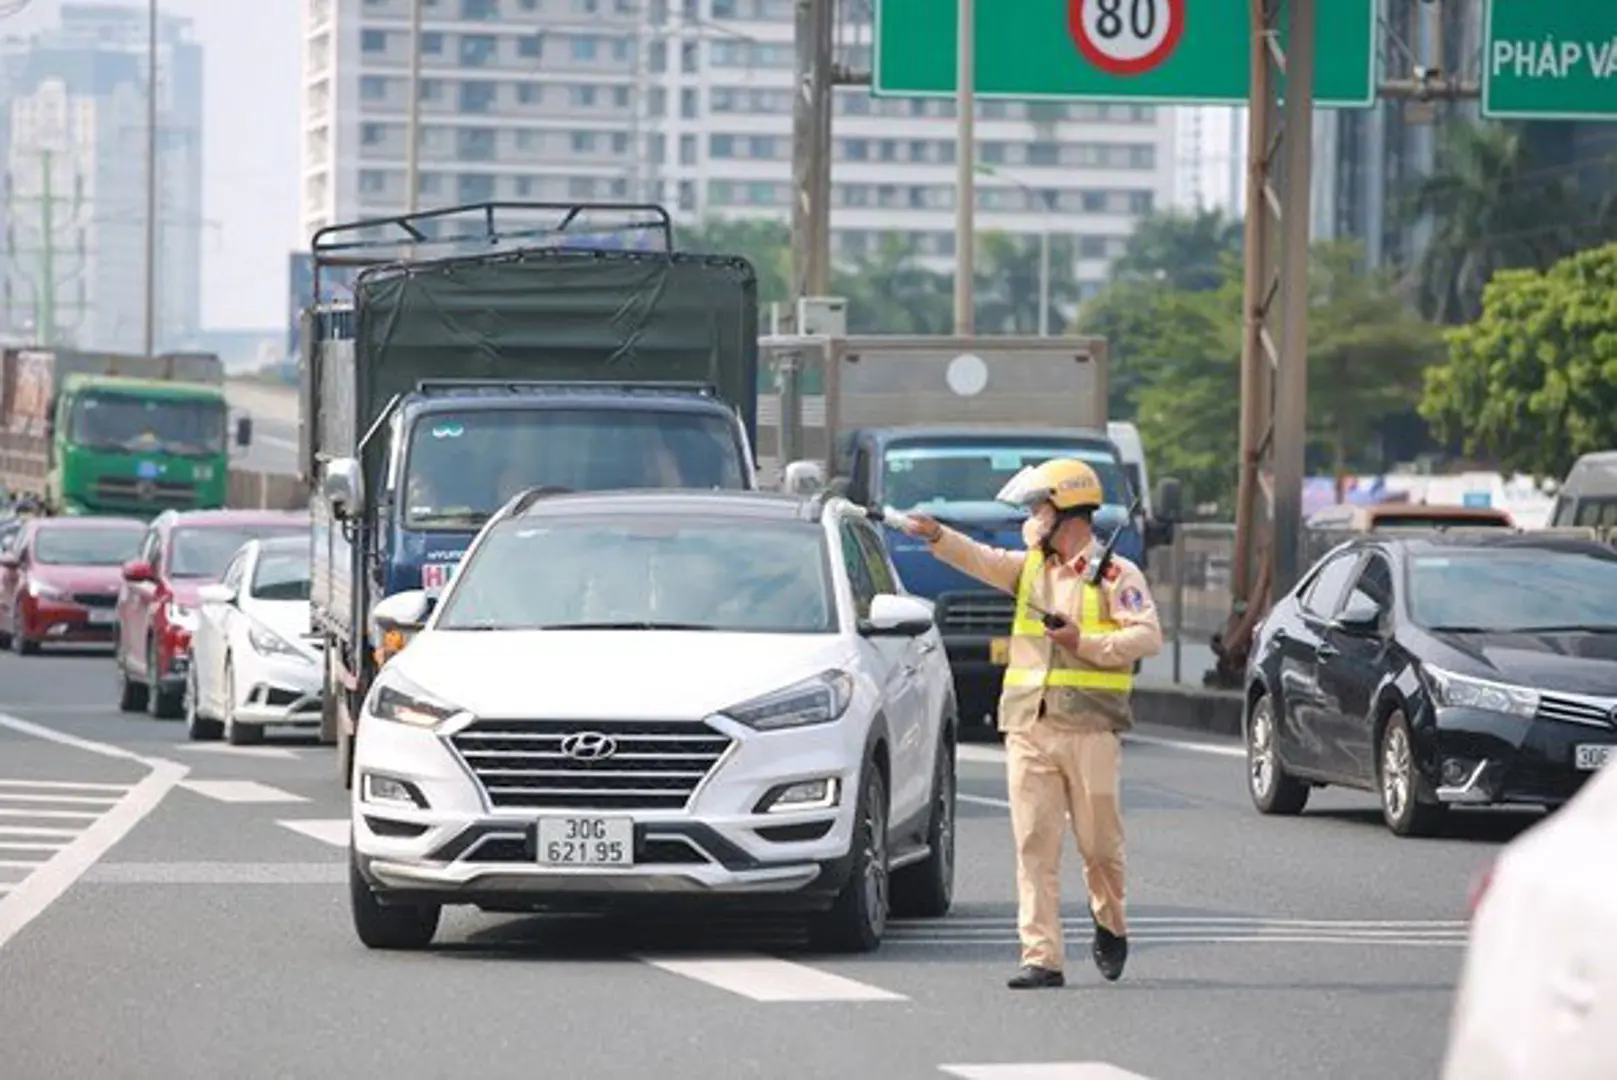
[1074,561,1164,668]
[925,526,1025,595]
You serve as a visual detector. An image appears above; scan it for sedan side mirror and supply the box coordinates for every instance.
[1333,593,1382,636]
[322,457,363,519]
[197,583,236,606]
[862,593,934,636]
[235,415,254,447]
[121,559,155,583]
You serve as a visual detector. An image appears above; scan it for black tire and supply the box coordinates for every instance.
[1378,709,1446,838]
[891,731,956,919]
[116,635,149,713]
[11,607,36,655]
[1246,692,1309,816]
[223,660,264,746]
[184,664,223,741]
[147,640,182,719]
[349,850,439,950]
[809,760,889,954]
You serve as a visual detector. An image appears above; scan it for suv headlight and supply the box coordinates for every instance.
[367,673,463,729]
[248,623,303,659]
[1424,665,1539,719]
[718,670,854,731]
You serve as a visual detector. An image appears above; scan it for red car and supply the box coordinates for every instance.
[115,508,308,717]
[0,517,146,654]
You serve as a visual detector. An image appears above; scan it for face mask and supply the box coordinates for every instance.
[1021,505,1055,549]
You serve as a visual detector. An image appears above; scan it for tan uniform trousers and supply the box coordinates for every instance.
[1005,714,1125,971]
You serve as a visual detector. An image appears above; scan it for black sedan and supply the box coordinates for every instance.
[1243,533,1617,836]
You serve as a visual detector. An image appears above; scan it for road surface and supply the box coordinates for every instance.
[0,646,1514,1079]
[226,380,299,477]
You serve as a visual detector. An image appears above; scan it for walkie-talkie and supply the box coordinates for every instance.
[1085,495,1144,586]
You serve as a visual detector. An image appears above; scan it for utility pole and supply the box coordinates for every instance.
[1218,0,1482,687]
[404,0,423,213]
[789,0,834,317]
[951,0,975,334]
[142,0,158,356]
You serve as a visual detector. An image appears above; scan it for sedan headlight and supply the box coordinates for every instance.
[26,579,67,600]
[718,670,854,731]
[248,623,304,659]
[367,673,463,729]
[1424,665,1539,719]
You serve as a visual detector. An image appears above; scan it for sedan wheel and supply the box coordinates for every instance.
[1378,710,1446,837]
[184,664,223,741]
[1245,693,1308,815]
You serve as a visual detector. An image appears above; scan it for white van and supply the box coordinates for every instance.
[1107,421,1151,516]
[1549,451,1617,529]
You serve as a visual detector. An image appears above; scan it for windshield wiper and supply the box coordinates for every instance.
[538,621,717,631]
[1499,624,1617,634]
[1426,625,1493,633]
[410,511,489,526]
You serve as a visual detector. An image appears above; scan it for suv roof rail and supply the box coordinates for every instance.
[511,485,575,516]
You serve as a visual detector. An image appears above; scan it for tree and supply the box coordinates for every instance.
[1109,208,1243,292]
[1419,242,1617,478]
[1406,121,1581,325]
[678,217,792,311]
[1074,278,1179,418]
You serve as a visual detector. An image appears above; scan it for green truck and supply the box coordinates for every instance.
[0,347,251,516]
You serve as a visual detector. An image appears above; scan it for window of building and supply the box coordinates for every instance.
[361,29,387,53]
[681,88,698,118]
[611,132,629,154]
[571,131,597,153]
[572,35,598,61]
[457,127,496,160]
[361,122,384,145]
[458,173,495,202]
[1128,190,1154,215]
[680,134,697,164]
[460,81,497,112]
[461,34,497,66]
[421,32,444,54]
[359,169,387,193]
[361,75,387,101]
[461,0,498,18]
[613,86,630,108]
[681,41,699,72]
[518,82,543,104]
[613,37,631,61]
[519,34,542,59]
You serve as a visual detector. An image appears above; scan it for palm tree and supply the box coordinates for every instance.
[1406,121,1580,325]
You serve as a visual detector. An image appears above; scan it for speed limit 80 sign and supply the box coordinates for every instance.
[1068,0,1185,77]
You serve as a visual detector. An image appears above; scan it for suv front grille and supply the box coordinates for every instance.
[936,591,1015,634]
[449,718,733,811]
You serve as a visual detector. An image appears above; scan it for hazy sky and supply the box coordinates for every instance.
[6,0,300,332]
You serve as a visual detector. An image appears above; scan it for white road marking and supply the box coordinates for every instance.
[639,954,908,1002]
[888,915,1467,949]
[960,793,1012,810]
[277,819,350,847]
[957,744,1008,765]
[942,1064,1155,1080]
[958,734,1245,765]
[0,807,100,820]
[0,826,79,838]
[0,712,188,953]
[179,780,307,804]
[898,916,1468,928]
[0,841,69,852]
[0,779,131,793]
[176,744,300,760]
[0,792,123,806]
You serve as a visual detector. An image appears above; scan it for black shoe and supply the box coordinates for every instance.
[1092,925,1128,982]
[1007,964,1065,989]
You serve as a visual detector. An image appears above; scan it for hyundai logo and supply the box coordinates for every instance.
[560,731,618,761]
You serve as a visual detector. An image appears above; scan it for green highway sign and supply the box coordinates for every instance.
[872,0,1377,107]
[1482,2,1617,120]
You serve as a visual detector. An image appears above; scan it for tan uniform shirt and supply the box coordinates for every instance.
[930,527,1164,734]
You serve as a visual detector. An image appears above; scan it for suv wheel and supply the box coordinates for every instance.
[349,850,439,950]
[809,760,889,954]
[891,731,955,918]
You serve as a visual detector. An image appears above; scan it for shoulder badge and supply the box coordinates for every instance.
[1119,585,1145,612]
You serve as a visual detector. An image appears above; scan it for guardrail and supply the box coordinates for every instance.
[1145,521,1611,686]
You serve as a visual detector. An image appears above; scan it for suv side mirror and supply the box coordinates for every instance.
[372,589,433,663]
[1154,476,1183,523]
[122,559,155,583]
[235,415,254,447]
[197,583,236,606]
[1333,593,1382,636]
[782,459,825,495]
[861,593,934,636]
[322,457,363,519]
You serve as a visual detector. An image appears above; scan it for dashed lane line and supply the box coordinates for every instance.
[958,735,1244,766]
[0,713,188,953]
[179,780,308,804]
[639,954,908,1003]
[175,744,302,761]
[277,819,349,847]
[942,1065,1154,1080]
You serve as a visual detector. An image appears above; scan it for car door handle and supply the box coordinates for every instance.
[916,639,936,655]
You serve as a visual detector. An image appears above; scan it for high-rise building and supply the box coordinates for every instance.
[0,3,204,353]
[301,0,1176,300]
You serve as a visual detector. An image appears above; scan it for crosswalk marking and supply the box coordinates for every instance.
[941,1064,1155,1079]
[0,780,131,793]
[277,819,349,847]
[640,954,908,1002]
[0,807,100,820]
[0,826,79,838]
[0,792,123,806]
[176,745,301,760]
[0,841,68,852]
[179,780,307,804]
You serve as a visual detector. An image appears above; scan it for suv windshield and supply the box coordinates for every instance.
[250,546,311,601]
[436,517,835,634]
[34,526,143,566]
[881,438,1131,514]
[71,393,226,456]
[169,525,306,579]
[403,408,748,530]
[1408,549,1617,632]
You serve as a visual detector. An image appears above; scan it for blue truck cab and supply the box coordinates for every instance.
[834,426,1147,727]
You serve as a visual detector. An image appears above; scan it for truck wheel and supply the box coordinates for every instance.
[808,759,889,954]
[350,850,439,950]
[891,730,956,919]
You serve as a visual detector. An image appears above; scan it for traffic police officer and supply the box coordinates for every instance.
[900,458,1163,988]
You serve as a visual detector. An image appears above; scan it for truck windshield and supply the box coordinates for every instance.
[882,440,1131,513]
[403,408,747,530]
[71,393,226,456]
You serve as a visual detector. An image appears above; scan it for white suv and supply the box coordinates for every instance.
[348,488,958,952]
